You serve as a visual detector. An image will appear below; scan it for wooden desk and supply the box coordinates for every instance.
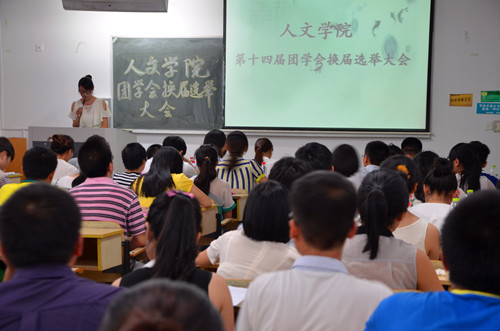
[7,173,22,183]
[75,222,124,271]
[201,204,219,236]
[431,260,451,287]
[232,192,248,221]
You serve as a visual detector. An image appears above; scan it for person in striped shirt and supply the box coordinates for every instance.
[216,131,266,193]
[112,142,146,188]
[70,135,146,249]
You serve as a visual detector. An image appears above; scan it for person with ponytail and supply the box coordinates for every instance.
[216,131,266,193]
[342,169,442,291]
[193,145,235,218]
[254,137,275,176]
[381,156,440,260]
[132,147,212,215]
[448,142,482,197]
[48,134,79,184]
[409,157,458,232]
[112,192,234,331]
[69,75,111,128]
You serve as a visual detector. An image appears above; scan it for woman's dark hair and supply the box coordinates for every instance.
[448,143,481,191]
[49,134,75,155]
[72,174,87,188]
[242,180,290,243]
[148,192,202,280]
[254,138,273,165]
[99,279,224,331]
[412,151,439,202]
[135,147,183,197]
[194,145,218,195]
[424,158,457,197]
[358,170,409,259]
[332,144,359,177]
[78,74,94,91]
[226,131,248,172]
[380,155,418,194]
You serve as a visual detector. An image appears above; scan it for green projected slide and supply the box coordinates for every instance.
[225,0,432,131]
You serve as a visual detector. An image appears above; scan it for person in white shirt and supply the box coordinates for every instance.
[196,180,299,280]
[49,134,79,185]
[236,171,393,331]
[253,137,275,176]
[349,140,389,190]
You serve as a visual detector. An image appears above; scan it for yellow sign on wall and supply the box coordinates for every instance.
[450,94,473,107]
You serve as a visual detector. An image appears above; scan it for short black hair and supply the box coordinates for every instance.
[442,190,500,295]
[23,146,57,180]
[295,142,332,171]
[121,143,146,171]
[290,171,357,250]
[401,137,423,157]
[387,143,404,157]
[100,279,223,331]
[332,144,360,177]
[469,140,490,166]
[163,136,187,156]
[412,151,439,202]
[0,184,81,267]
[364,141,389,166]
[0,137,15,161]
[243,180,291,243]
[146,144,162,159]
[203,129,226,158]
[269,157,313,190]
[78,135,112,178]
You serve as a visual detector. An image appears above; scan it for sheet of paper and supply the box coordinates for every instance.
[228,286,248,307]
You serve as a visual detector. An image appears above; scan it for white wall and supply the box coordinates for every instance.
[0,0,499,167]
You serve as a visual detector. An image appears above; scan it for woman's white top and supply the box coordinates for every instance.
[51,159,79,184]
[54,175,77,191]
[69,97,111,128]
[393,218,428,253]
[262,156,277,176]
[409,203,451,232]
[207,229,300,279]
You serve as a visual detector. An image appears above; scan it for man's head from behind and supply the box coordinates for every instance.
[295,142,333,171]
[0,137,15,171]
[0,184,81,268]
[268,157,312,191]
[122,142,146,171]
[23,146,57,181]
[364,141,389,166]
[290,171,357,252]
[163,136,187,156]
[442,190,500,295]
[401,137,422,159]
[203,129,226,158]
[78,135,112,178]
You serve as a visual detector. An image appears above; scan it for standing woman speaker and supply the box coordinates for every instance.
[69,75,111,128]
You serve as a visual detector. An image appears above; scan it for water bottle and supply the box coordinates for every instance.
[261,162,267,175]
[450,198,459,209]
[491,165,498,178]
[466,189,473,197]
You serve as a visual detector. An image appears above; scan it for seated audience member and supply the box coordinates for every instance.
[236,171,392,331]
[401,137,422,159]
[366,190,500,330]
[69,135,146,249]
[342,169,443,291]
[332,144,360,178]
[146,143,161,160]
[381,156,440,260]
[409,158,457,232]
[0,137,15,189]
[196,180,299,279]
[448,142,481,196]
[143,136,198,177]
[101,279,223,331]
[113,192,233,331]
[216,131,266,193]
[295,142,333,171]
[469,140,497,188]
[112,142,146,188]
[203,129,226,159]
[254,137,275,175]
[412,150,439,204]
[268,156,312,190]
[0,146,57,205]
[132,147,212,214]
[49,134,79,184]
[387,143,404,156]
[0,184,123,330]
[193,144,235,218]
[349,140,389,190]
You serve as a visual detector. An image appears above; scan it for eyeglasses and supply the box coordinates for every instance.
[79,89,93,95]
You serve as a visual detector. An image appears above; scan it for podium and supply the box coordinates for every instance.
[28,126,136,172]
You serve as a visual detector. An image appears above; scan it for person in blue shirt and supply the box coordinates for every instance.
[366,189,500,331]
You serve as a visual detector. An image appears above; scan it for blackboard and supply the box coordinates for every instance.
[112,38,224,130]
